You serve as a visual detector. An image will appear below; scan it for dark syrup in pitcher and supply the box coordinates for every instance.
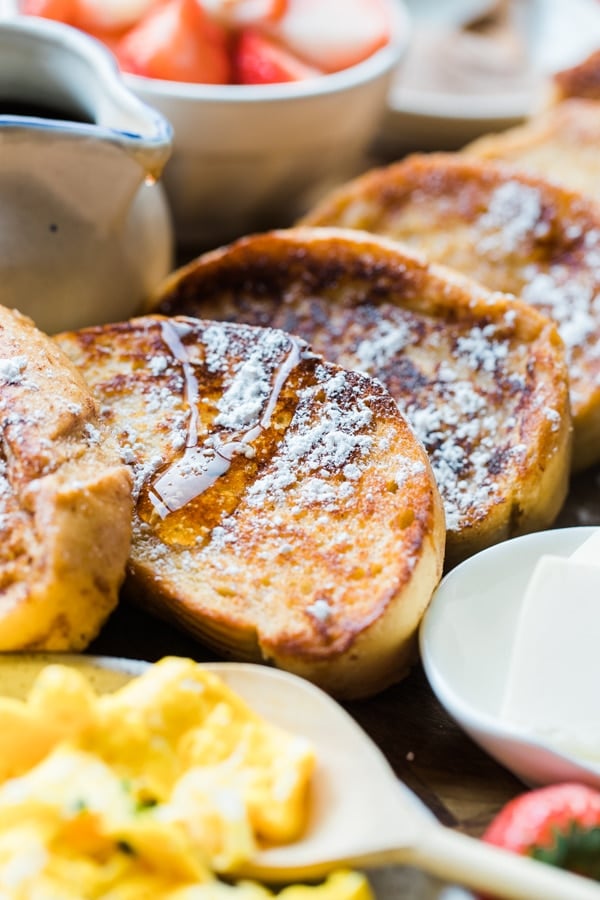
[0,99,93,124]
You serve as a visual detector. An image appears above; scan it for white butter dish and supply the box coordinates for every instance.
[420,527,600,787]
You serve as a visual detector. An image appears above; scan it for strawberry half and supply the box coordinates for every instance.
[20,0,77,22]
[265,0,391,73]
[482,782,600,884]
[116,0,231,84]
[202,0,287,27]
[75,0,159,32]
[234,28,321,84]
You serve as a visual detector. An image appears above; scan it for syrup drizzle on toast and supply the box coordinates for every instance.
[139,320,304,546]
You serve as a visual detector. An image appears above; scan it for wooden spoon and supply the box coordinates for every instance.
[0,655,598,899]
[206,662,600,900]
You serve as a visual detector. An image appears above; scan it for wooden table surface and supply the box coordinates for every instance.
[89,469,599,847]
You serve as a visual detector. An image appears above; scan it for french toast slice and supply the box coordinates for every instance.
[301,154,600,471]
[56,315,445,699]
[151,228,571,568]
[0,305,132,650]
[464,99,600,200]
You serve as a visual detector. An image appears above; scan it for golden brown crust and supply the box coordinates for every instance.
[552,49,600,102]
[151,228,571,568]
[300,154,600,471]
[0,305,132,650]
[464,99,600,199]
[56,315,445,699]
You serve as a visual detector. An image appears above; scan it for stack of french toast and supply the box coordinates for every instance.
[3,51,600,700]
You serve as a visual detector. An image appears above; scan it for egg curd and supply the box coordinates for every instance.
[0,657,371,899]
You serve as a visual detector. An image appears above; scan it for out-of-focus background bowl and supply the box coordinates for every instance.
[379,0,600,154]
[124,0,411,250]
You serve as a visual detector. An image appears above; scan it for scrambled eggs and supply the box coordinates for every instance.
[0,657,372,899]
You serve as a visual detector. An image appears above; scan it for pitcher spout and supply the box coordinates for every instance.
[87,31,173,182]
[0,16,173,193]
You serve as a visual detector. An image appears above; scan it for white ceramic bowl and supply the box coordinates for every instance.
[125,0,411,249]
[420,527,600,789]
[402,0,497,28]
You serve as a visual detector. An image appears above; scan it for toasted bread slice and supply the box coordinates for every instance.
[464,98,600,199]
[151,228,571,568]
[0,305,132,650]
[56,315,445,699]
[301,154,600,471]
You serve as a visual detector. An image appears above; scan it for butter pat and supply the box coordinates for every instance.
[501,553,600,760]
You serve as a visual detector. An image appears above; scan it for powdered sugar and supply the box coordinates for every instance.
[478,181,546,254]
[244,366,375,511]
[83,423,102,445]
[544,406,562,432]
[0,459,11,501]
[351,310,553,533]
[202,322,233,374]
[214,330,294,432]
[300,477,339,506]
[144,383,183,416]
[306,598,332,621]
[455,326,509,373]
[402,368,519,531]
[0,357,27,385]
[393,459,426,490]
[521,268,596,353]
[130,453,164,499]
[147,355,170,376]
[118,419,165,498]
[355,319,412,372]
[475,182,600,410]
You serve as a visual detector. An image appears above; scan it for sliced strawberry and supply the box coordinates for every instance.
[20,0,77,22]
[75,0,161,32]
[202,0,286,27]
[80,24,132,56]
[234,27,321,84]
[482,783,600,884]
[266,0,391,73]
[116,0,231,84]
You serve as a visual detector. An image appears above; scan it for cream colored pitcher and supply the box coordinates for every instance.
[0,13,173,332]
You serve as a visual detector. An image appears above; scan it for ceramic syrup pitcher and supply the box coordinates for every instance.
[0,14,174,333]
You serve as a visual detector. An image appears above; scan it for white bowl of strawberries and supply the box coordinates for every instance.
[21,0,411,248]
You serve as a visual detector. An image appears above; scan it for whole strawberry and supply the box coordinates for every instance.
[483,782,600,883]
